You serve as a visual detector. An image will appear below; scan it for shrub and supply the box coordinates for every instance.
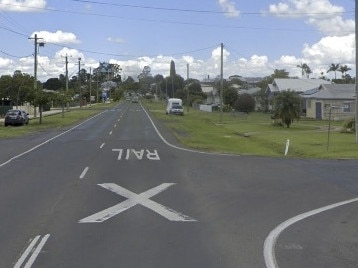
[342,117,355,133]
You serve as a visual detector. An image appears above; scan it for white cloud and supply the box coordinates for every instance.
[302,34,355,64]
[0,0,46,12]
[0,57,13,68]
[268,0,344,18]
[267,0,353,36]
[217,0,240,17]
[107,37,125,44]
[31,31,80,45]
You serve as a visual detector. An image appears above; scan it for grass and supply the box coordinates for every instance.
[1,100,357,159]
[143,100,358,159]
[0,103,116,138]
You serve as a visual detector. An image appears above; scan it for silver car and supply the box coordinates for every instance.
[4,109,29,126]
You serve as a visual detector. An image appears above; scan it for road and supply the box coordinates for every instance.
[1,101,358,268]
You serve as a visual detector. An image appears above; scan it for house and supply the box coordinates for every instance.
[266,78,330,94]
[303,84,356,120]
[266,78,331,111]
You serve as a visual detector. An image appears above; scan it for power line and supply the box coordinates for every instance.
[70,0,354,16]
[0,50,32,58]
[71,0,234,15]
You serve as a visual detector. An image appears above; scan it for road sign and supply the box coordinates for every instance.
[79,183,196,223]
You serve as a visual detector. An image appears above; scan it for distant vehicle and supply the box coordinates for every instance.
[131,96,139,103]
[166,98,183,115]
[169,104,184,116]
[4,109,29,126]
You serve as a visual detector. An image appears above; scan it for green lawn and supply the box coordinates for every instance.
[144,100,358,159]
[0,103,116,139]
[1,100,357,159]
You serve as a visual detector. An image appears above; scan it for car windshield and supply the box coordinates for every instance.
[7,110,21,115]
[172,105,182,109]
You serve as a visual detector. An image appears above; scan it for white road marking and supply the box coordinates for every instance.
[79,167,89,179]
[0,111,107,168]
[112,149,160,160]
[14,234,50,268]
[141,103,239,157]
[264,197,358,268]
[79,183,196,223]
[100,143,105,149]
[109,131,113,135]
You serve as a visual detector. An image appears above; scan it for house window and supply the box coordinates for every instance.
[343,103,351,112]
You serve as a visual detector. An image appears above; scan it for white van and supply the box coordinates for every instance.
[166,98,184,115]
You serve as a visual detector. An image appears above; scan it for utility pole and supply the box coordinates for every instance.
[89,67,92,106]
[186,63,189,112]
[29,34,43,122]
[220,42,224,123]
[61,54,71,111]
[78,57,82,108]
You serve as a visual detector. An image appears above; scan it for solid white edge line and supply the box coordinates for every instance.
[79,167,89,179]
[24,234,50,268]
[263,197,358,268]
[14,235,41,268]
[0,111,107,168]
[140,103,239,156]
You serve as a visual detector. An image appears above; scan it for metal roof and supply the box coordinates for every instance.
[269,78,330,93]
[305,84,356,100]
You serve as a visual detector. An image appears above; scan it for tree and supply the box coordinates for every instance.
[170,60,176,97]
[272,69,289,79]
[273,90,301,128]
[223,87,238,107]
[339,65,351,78]
[297,63,312,78]
[234,93,255,113]
[138,66,154,94]
[43,78,63,91]
[327,63,340,79]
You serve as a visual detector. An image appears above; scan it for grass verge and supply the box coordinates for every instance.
[0,103,116,139]
[143,100,358,159]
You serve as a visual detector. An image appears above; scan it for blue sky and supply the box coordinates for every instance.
[0,0,355,82]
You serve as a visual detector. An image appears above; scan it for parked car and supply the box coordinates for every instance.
[169,104,184,116]
[4,109,29,126]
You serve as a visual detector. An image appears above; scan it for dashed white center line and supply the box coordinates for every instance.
[79,167,89,179]
[109,131,113,135]
[100,143,105,149]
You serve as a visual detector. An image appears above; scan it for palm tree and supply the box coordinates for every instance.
[297,63,312,78]
[339,65,351,78]
[297,63,305,78]
[327,63,340,79]
[273,90,301,128]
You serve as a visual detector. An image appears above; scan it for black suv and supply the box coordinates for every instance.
[4,109,29,126]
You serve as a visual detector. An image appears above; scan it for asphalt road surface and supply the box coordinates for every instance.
[1,102,358,268]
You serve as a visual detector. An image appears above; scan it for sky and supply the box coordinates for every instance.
[0,0,355,82]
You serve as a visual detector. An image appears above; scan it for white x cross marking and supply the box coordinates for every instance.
[79,183,196,223]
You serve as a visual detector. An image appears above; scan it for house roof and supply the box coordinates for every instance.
[268,78,330,93]
[242,87,261,95]
[305,84,356,100]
